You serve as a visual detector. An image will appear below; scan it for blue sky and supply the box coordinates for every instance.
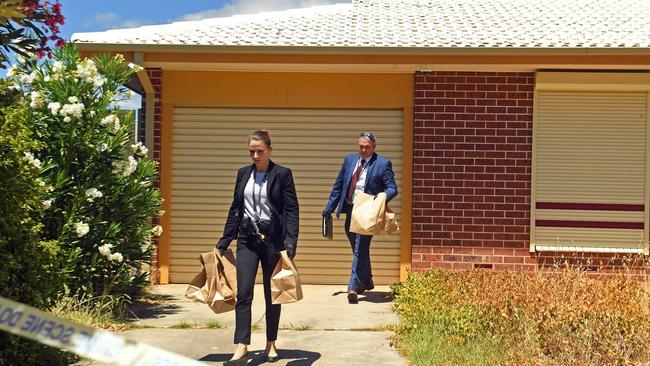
[59,0,346,40]
[7,1,347,105]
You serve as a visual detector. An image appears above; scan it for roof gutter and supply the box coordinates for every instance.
[73,43,650,56]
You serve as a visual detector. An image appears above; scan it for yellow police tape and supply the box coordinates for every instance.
[0,296,205,365]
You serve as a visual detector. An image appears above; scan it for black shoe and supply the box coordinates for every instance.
[267,354,280,363]
[223,353,249,366]
[347,291,358,304]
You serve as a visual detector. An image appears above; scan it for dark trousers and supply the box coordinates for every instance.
[344,204,374,292]
[234,231,281,345]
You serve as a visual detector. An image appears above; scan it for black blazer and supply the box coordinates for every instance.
[216,161,299,252]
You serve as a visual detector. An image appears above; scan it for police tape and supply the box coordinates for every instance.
[0,296,206,366]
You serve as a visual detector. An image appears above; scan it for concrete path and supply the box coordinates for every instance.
[80,284,406,366]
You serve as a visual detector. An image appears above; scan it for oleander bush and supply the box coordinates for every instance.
[5,45,163,299]
[392,268,650,366]
[0,78,74,366]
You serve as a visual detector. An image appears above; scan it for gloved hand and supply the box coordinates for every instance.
[216,241,229,255]
[322,209,332,217]
[286,245,296,260]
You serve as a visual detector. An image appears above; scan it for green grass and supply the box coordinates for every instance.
[169,321,196,329]
[399,324,508,366]
[205,320,223,329]
[282,323,313,331]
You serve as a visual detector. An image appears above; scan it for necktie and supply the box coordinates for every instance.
[346,159,365,204]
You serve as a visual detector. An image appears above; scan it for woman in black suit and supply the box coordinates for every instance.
[216,130,299,365]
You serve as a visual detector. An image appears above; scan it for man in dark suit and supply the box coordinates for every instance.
[323,132,397,303]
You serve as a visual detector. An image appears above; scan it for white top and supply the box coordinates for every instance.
[351,157,369,199]
[243,170,271,221]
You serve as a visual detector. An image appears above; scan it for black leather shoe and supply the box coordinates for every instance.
[267,354,280,363]
[223,353,249,366]
[347,291,358,304]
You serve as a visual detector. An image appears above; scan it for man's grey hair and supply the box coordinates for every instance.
[359,131,376,144]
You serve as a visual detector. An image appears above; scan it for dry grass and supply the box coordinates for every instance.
[392,267,650,366]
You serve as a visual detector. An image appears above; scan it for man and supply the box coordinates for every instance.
[323,132,397,304]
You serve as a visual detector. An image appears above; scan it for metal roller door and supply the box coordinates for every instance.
[534,91,647,251]
[170,108,403,284]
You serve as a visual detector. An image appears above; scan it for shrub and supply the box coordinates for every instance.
[392,269,650,366]
[0,79,73,366]
[6,45,162,298]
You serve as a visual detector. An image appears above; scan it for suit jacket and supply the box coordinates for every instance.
[325,152,397,218]
[216,161,299,252]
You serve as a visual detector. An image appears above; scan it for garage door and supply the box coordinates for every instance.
[170,108,403,284]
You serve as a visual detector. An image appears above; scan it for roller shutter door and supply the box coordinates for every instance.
[170,108,403,284]
[534,92,647,251]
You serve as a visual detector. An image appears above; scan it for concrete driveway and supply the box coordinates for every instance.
[80,284,406,366]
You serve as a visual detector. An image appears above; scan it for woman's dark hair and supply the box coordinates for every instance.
[249,130,272,147]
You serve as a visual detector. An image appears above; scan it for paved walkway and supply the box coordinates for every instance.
[81,284,407,365]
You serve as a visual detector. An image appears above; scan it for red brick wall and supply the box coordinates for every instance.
[138,67,162,284]
[411,71,650,278]
[412,71,536,271]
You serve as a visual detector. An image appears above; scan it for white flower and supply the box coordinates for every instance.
[19,72,36,85]
[111,160,123,174]
[42,199,52,209]
[52,61,64,74]
[89,111,96,117]
[76,59,98,84]
[112,156,138,176]
[43,75,50,82]
[24,152,41,169]
[123,156,137,176]
[127,63,136,69]
[29,91,44,108]
[97,143,108,152]
[67,96,78,103]
[6,64,18,77]
[98,243,113,257]
[63,116,71,123]
[92,76,106,88]
[100,115,120,133]
[131,142,148,157]
[75,222,89,237]
[85,188,103,202]
[60,102,84,119]
[151,225,163,237]
[110,252,124,262]
[47,102,61,115]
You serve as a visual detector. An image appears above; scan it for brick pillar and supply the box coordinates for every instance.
[412,71,535,271]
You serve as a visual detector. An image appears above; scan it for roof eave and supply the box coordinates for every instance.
[72,42,650,56]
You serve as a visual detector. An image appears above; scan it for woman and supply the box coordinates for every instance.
[216,130,299,365]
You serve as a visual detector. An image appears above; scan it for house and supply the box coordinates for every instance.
[72,0,650,285]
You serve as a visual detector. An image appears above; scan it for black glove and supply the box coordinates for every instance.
[286,245,296,260]
[216,241,229,255]
[322,209,332,217]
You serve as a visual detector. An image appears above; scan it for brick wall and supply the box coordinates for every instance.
[138,67,162,284]
[412,71,535,271]
[411,71,650,278]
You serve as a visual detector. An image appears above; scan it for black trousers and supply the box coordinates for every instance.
[234,230,281,345]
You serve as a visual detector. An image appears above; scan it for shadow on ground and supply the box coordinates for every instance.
[125,293,182,321]
[331,290,393,304]
[200,349,321,365]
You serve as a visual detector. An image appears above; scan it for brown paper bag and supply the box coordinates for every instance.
[185,249,237,314]
[379,206,400,235]
[350,192,387,235]
[271,251,303,304]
